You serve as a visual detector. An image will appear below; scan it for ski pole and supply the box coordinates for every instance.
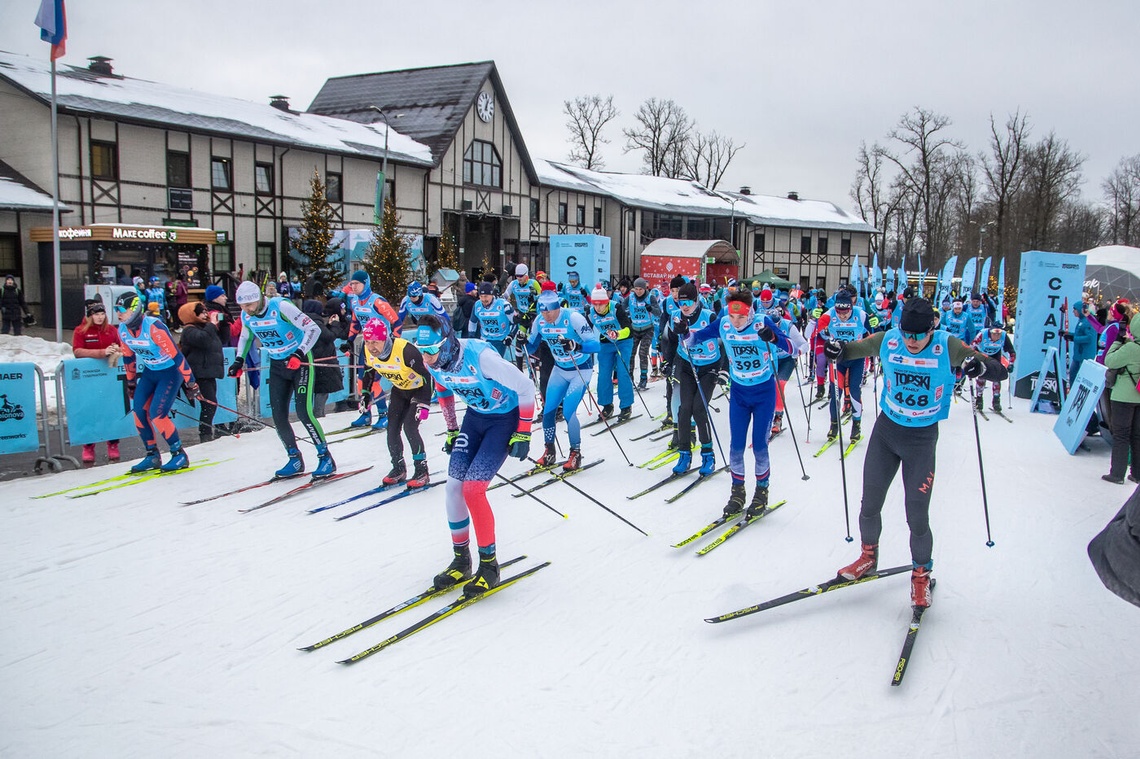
[792,362,812,444]
[828,359,854,542]
[969,381,996,547]
[618,339,656,419]
[776,375,810,481]
[527,457,648,536]
[687,357,728,465]
[492,471,566,519]
[199,397,318,448]
[521,340,563,459]
[571,354,634,467]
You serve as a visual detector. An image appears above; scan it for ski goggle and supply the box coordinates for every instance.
[679,299,696,309]
[901,329,932,341]
[419,342,443,356]
[835,304,852,311]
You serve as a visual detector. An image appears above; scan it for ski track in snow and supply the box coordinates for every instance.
[1,374,1139,757]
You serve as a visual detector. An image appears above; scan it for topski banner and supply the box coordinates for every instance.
[1013,251,1086,399]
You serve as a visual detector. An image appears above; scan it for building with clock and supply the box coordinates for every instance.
[0,50,877,327]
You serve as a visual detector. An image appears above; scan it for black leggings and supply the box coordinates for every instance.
[197,378,218,432]
[268,357,325,450]
[858,415,939,566]
[387,387,430,463]
[676,358,717,449]
[1109,400,1140,480]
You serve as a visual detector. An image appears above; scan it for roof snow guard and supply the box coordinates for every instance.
[0,50,434,166]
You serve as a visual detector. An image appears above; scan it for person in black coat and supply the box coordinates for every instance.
[178,301,225,440]
[2,275,31,335]
[303,300,344,418]
[1089,485,1140,608]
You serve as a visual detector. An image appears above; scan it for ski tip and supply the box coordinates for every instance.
[297,646,315,652]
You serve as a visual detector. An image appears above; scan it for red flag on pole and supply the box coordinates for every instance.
[34,0,67,61]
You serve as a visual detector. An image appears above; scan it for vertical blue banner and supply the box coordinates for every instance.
[0,362,40,454]
[548,235,611,291]
[1054,360,1106,454]
[1013,251,1086,398]
[62,358,137,445]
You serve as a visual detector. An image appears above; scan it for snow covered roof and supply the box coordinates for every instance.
[0,51,434,167]
[640,239,737,261]
[1080,245,1140,269]
[540,161,878,233]
[0,159,70,212]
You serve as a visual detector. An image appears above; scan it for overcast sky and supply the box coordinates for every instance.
[3,0,1137,212]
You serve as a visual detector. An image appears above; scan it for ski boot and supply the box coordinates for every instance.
[382,460,407,486]
[770,412,784,437]
[672,450,692,475]
[433,544,472,590]
[406,456,430,488]
[911,563,933,608]
[827,419,840,440]
[698,447,715,476]
[371,413,389,431]
[746,485,768,518]
[563,447,582,472]
[536,442,558,468]
[667,431,680,451]
[661,415,675,430]
[107,441,120,461]
[838,543,878,580]
[82,444,96,465]
[723,482,746,517]
[160,443,190,472]
[992,397,1002,413]
[842,398,853,416]
[312,444,336,479]
[130,447,162,474]
[637,374,648,391]
[974,395,984,411]
[814,384,825,402]
[275,448,305,479]
[600,403,614,420]
[849,418,862,442]
[464,551,501,597]
[349,410,372,428]
[555,407,565,422]
[617,406,632,421]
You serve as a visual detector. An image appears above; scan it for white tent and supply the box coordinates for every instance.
[1080,245,1140,300]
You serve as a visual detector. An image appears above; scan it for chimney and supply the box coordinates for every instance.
[787,191,799,201]
[269,95,291,112]
[87,56,114,76]
[739,186,751,196]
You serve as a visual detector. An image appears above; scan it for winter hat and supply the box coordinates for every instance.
[85,299,105,316]
[760,287,773,302]
[678,283,699,302]
[541,280,558,292]
[970,292,983,301]
[834,291,853,307]
[278,272,287,281]
[178,302,200,325]
[301,300,323,319]
[204,285,225,301]
[568,271,580,283]
[633,277,648,290]
[590,286,609,303]
[322,297,344,316]
[515,263,528,277]
[619,276,632,290]
[235,281,262,305]
[901,287,915,300]
[874,292,885,305]
[537,291,561,311]
[465,282,477,294]
[669,275,686,290]
[700,283,712,294]
[478,282,495,296]
[362,317,389,343]
[351,270,370,284]
[3,275,14,286]
[408,281,423,298]
[726,278,738,289]
[899,298,936,333]
[536,270,547,280]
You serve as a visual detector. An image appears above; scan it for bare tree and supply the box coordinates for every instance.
[1102,155,1140,245]
[563,94,619,170]
[1020,132,1085,250]
[623,98,692,177]
[981,111,1030,259]
[688,130,743,190]
[879,107,965,267]
[850,141,902,256]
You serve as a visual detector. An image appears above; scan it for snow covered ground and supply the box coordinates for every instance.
[0,334,74,417]
[2,371,1138,757]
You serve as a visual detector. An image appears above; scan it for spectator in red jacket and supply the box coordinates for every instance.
[71,299,123,464]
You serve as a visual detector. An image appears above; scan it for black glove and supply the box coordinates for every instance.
[757,323,775,342]
[716,369,731,388]
[823,339,843,361]
[661,360,672,377]
[557,336,579,352]
[507,431,531,461]
[962,355,986,379]
[672,317,689,336]
[515,331,528,350]
[1060,331,1073,342]
[227,356,244,377]
[126,378,137,400]
[338,340,353,354]
[183,381,201,401]
[359,391,373,414]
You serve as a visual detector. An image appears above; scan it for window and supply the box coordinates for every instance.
[576,205,586,226]
[529,198,539,222]
[256,243,274,272]
[326,172,342,202]
[800,234,812,254]
[754,231,766,251]
[462,140,502,188]
[212,244,234,274]
[840,236,851,257]
[167,151,190,188]
[558,202,568,225]
[627,210,636,231]
[593,207,602,230]
[211,157,232,190]
[255,163,274,195]
[818,235,829,256]
[91,141,118,180]
[0,234,18,273]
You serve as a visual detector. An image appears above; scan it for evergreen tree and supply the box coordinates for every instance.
[363,198,411,305]
[431,231,460,279]
[290,168,345,292]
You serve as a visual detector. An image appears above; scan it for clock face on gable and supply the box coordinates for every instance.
[477,91,494,122]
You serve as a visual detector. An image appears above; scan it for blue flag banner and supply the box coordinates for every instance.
[979,257,993,294]
[1054,360,1106,454]
[0,362,41,455]
[849,253,860,292]
[1013,251,1086,399]
[997,259,1006,312]
[960,257,978,298]
[936,256,958,307]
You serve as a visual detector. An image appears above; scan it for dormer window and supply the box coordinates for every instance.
[463,140,501,188]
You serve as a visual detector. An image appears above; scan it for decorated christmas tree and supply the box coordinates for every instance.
[290,169,345,291]
[363,198,411,305]
[431,231,460,280]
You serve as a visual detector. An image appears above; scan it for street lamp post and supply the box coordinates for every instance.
[368,106,402,224]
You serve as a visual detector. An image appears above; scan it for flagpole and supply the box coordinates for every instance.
[50,56,62,342]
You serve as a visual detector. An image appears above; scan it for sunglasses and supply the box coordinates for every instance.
[901,329,931,341]
[419,342,443,356]
[679,299,696,308]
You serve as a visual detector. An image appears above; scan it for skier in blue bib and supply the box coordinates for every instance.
[627,277,661,390]
[587,285,634,422]
[822,298,1007,608]
[467,281,517,359]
